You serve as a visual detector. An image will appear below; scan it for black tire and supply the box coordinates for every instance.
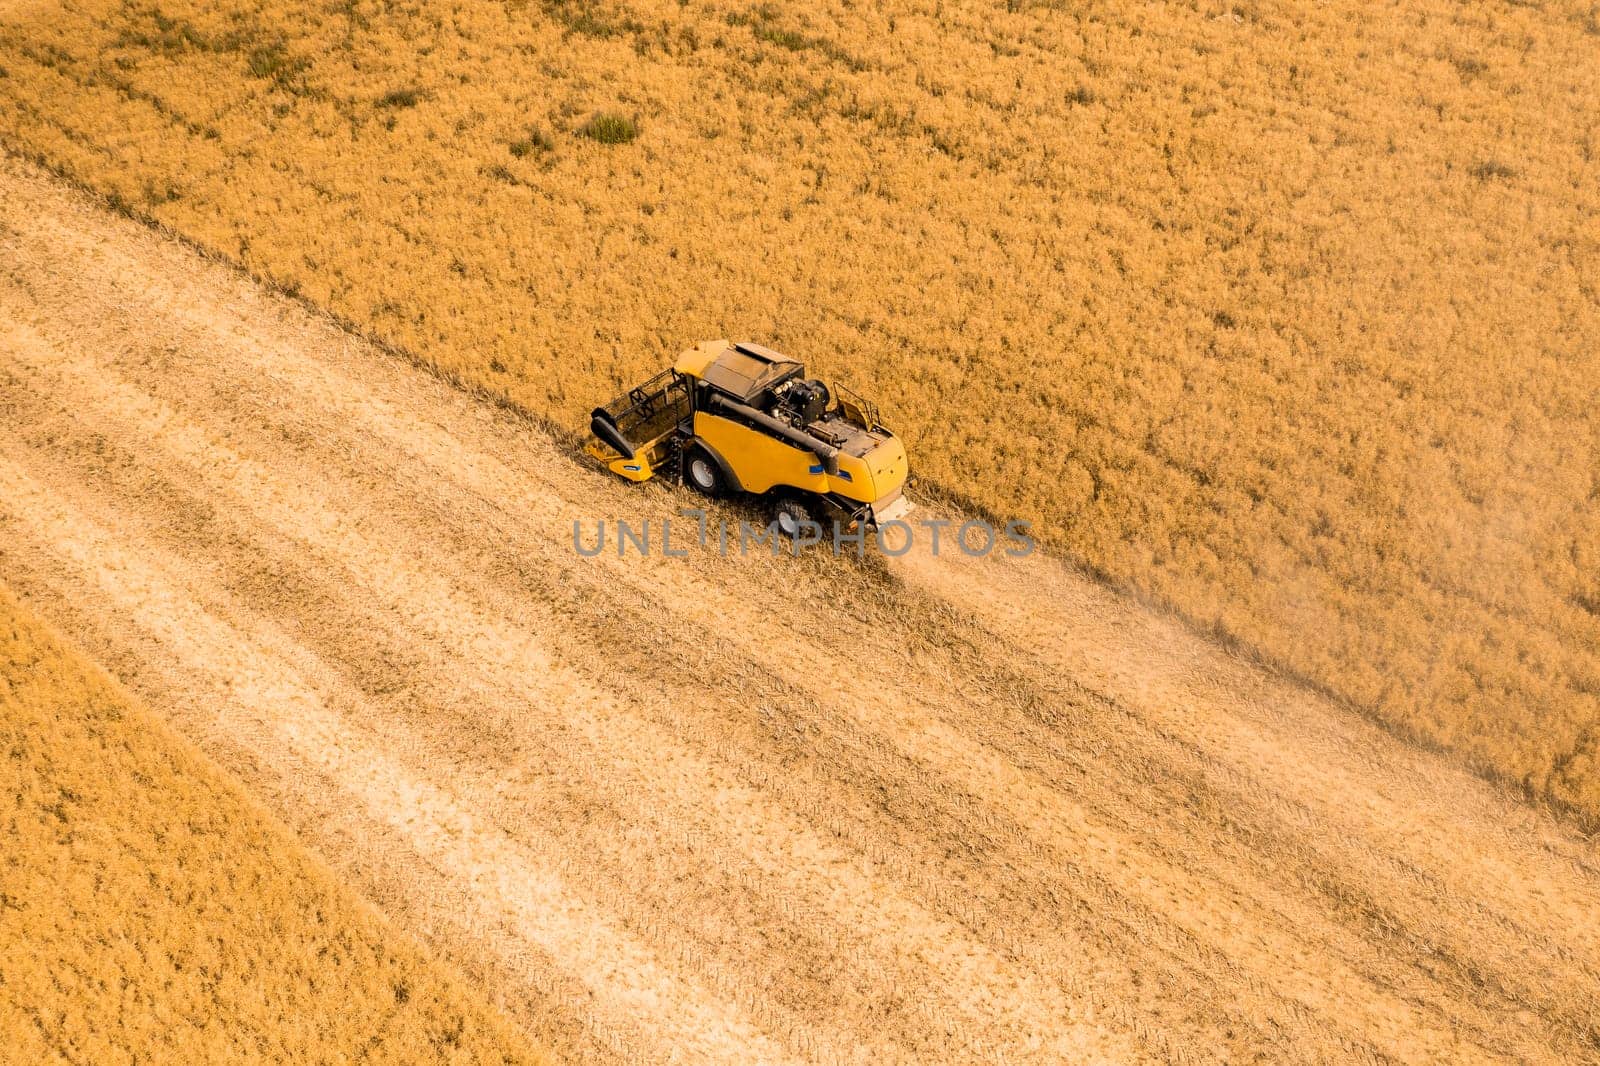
[771,495,815,541]
[683,445,727,497]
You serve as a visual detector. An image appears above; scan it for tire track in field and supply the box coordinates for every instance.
[3,155,1599,1065]
[0,325,1134,1064]
[0,305,1433,1062]
[1,251,1572,1064]
[0,338,1278,1062]
[0,453,798,1066]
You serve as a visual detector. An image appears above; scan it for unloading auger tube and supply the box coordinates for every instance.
[703,392,840,476]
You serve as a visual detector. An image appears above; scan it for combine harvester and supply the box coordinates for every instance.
[588,340,913,535]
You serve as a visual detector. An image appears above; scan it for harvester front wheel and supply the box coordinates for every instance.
[684,446,727,497]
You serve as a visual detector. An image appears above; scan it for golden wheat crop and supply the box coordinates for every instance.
[2,0,1597,821]
[0,585,547,1064]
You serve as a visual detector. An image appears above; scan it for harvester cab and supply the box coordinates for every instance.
[587,340,913,533]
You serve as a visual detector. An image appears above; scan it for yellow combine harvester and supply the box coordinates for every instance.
[587,340,912,534]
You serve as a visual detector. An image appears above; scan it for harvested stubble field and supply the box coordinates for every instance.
[3,0,1599,821]
[4,154,1600,1064]
[0,583,546,1065]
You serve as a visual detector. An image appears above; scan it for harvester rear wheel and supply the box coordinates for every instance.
[772,496,815,540]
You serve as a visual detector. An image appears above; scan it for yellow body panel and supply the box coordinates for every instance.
[609,453,654,481]
[833,452,874,502]
[584,439,659,482]
[693,411,908,506]
[858,436,909,504]
[694,412,827,495]
[673,339,731,380]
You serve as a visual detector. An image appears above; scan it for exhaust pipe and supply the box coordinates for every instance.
[706,393,839,475]
[589,409,637,460]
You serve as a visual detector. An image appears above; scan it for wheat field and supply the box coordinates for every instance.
[2,0,1599,794]
[3,157,1599,1062]
[0,585,547,1064]
[6,0,1596,822]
